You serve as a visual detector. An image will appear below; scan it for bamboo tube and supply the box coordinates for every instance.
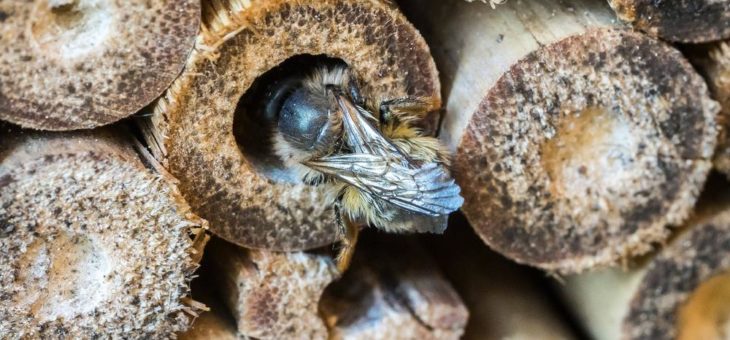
[0,127,208,337]
[424,217,577,340]
[140,0,441,252]
[561,177,730,340]
[320,234,469,339]
[204,237,338,339]
[399,0,719,273]
[607,0,730,43]
[0,1,199,130]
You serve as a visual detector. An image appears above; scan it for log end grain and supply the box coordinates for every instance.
[608,0,730,43]
[0,130,207,337]
[0,0,199,130]
[455,28,718,273]
[146,0,441,251]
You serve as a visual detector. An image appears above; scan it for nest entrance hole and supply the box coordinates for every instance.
[233,54,348,183]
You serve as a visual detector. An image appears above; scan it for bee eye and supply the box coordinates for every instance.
[278,87,330,151]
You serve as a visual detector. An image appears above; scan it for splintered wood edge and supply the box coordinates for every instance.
[0,128,208,337]
[607,0,730,43]
[320,238,468,339]
[204,237,338,339]
[144,0,441,251]
[454,28,718,274]
[0,0,200,130]
[622,208,730,339]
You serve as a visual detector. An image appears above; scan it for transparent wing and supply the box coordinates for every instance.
[306,154,463,216]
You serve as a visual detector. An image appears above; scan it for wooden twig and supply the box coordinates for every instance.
[141,0,441,252]
[0,127,208,337]
[399,0,719,273]
[0,1,199,130]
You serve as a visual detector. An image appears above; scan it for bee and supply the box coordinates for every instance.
[264,63,463,271]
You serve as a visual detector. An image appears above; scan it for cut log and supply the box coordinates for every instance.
[423,217,577,339]
[140,0,441,252]
[0,127,208,338]
[320,234,469,339]
[399,0,719,273]
[607,0,730,43]
[561,176,730,340]
[0,1,200,130]
[204,237,338,339]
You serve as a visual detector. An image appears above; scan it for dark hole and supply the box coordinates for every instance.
[233,54,347,183]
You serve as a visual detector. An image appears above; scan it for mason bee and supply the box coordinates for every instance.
[264,63,463,271]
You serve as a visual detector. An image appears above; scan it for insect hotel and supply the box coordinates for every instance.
[1,0,730,339]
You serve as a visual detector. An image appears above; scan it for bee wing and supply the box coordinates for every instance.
[336,94,404,158]
[306,154,464,216]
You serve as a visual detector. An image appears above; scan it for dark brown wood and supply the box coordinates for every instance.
[400,0,719,273]
[0,128,208,337]
[0,0,199,130]
[142,0,441,252]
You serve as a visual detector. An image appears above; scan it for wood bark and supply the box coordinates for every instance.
[0,127,208,338]
[203,237,338,339]
[607,0,730,43]
[399,0,719,273]
[561,188,730,340]
[141,0,441,252]
[0,0,199,130]
[320,234,469,340]
[423,219,577,339]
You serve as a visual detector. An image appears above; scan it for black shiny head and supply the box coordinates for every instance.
[276,86,334,152]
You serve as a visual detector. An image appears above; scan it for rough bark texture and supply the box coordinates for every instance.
[142,0,441,252]
[204,237,337,340]
[320,234,468,340]
[0,0,199,130]
[400,0,718,273]
[562,180,730,340]
[0,128,208,338]
[608,0,730,43]
[423,217,577,340]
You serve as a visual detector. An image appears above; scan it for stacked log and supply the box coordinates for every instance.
[400,0,719,273]
[0,128,208,337]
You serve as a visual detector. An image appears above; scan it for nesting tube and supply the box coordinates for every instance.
[607,0,730,43]
[319,235,469,339]
[400,0,719,273]
[203,237,338,339]
[142,0,441,251]
[0,128,208,337]
[0,0,200,130]
[561,187,730,340]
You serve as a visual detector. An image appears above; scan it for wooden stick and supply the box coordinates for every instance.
[424,219,577,339]
[0,127,208,337]
[204,237,338,339]
[561,179,730,339]
[399,0,719,273]
[607,0,730,43]
[320,234,469,339]
[0,1,199,130]
[140,0,442,252]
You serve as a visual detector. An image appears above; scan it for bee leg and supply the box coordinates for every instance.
[334,200,359,273]
[379,96,440,124]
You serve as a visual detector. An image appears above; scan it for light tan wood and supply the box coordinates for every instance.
[141,0,441,252]
[400,0,719,273]
[205,237,338,339]
[320,235,469,340]
[0,127,208,337]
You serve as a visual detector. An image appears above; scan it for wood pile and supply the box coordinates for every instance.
[2,0,730,338]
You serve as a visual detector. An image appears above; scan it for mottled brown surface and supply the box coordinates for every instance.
[0,0,199,130]
[145,0,440,251]
[320,235,468,340]
[608,0,730,43]
[0,129,207,338]
[455,28,718,273]
[694,43,730,178]
[205,237,337,339]
[623,208,730,339]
